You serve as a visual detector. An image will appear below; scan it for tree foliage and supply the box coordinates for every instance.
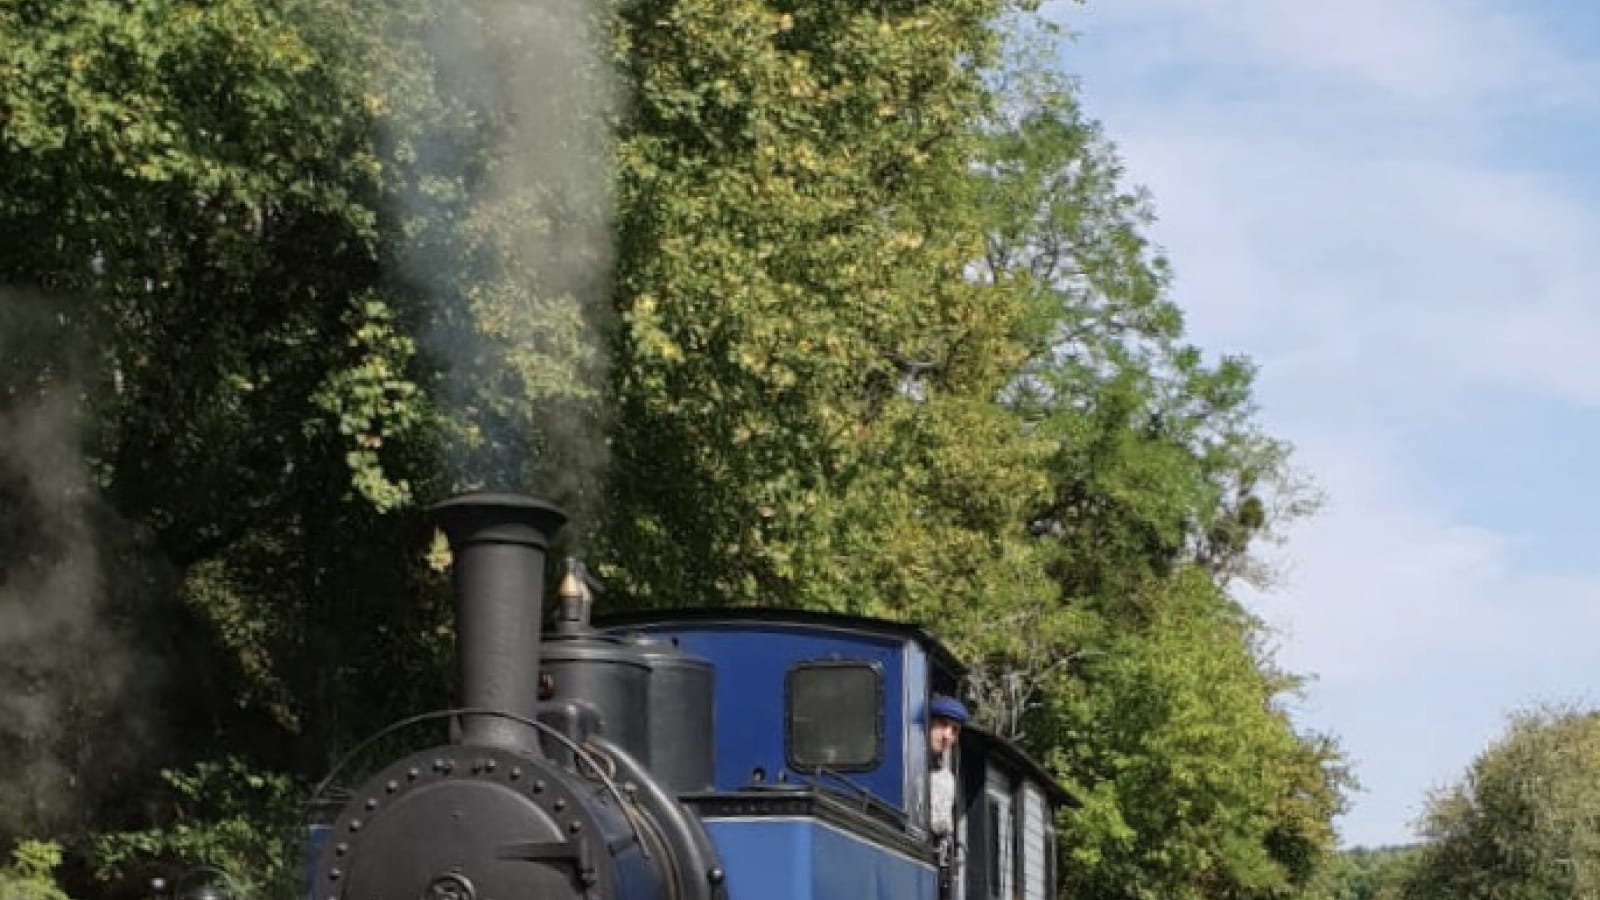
[0,0,452,775]
[955,30,1344,899]
[1305,845,1421,900]
[1402,705,1600,900]
[603,0,1049,617]
[0,841,74,900]
[91,758,303,900]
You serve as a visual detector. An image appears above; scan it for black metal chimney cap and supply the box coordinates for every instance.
[430,492,569,547]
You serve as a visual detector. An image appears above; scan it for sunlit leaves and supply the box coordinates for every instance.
[0,841,73,900]
[309,297,427,512]
[605,0,1033,614]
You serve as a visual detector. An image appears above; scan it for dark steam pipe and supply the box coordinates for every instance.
[431,492,568,756]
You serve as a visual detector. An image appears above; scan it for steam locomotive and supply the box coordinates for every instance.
[303,492,1069,900]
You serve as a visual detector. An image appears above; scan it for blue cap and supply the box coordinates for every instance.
[929,695,969,725]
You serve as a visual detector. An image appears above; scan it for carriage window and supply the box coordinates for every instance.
[786,661,883,771]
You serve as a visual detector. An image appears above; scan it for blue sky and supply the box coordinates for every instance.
[1051,0,1600,847]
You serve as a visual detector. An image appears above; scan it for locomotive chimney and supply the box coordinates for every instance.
[431,492,568,756]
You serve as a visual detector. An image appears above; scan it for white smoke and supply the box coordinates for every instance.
[394,0,618,527]
[0,293,153,839]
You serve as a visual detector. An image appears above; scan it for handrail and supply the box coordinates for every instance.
[305,707,641,846]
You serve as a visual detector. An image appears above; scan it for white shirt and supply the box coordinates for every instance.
[930,754,956,838]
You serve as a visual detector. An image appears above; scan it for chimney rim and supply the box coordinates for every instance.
[430,491,570,548]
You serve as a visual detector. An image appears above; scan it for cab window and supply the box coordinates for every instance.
[785,661,883,771]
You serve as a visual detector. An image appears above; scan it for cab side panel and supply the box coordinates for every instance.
[703,817,937,900]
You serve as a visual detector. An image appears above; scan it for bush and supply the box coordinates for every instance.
[0,841,73,900]
[90,758,304,900]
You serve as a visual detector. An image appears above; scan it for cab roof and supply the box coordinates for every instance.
[595,606,968,682]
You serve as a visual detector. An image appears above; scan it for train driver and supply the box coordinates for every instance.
[927,694,969,842]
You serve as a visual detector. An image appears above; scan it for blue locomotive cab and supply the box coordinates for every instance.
[601,610,963,813]
[597,609,1067,900]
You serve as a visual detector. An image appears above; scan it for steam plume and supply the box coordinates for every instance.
[393,0,617,526]
[0,294,155,839]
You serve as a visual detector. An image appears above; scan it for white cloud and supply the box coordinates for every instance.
[1064,0,1593,108]
[1098,127,1600,409]
[1248,428,1600,686]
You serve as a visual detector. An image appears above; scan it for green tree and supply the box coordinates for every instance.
[1027,570,1348,900]
[1403,705,1600,900]
[0,6,463,879]
[602,0,1051,617]
[974,33,1314,606]
[961,27,1346,898]
[0,0,446,750]
[91,759,302,900]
